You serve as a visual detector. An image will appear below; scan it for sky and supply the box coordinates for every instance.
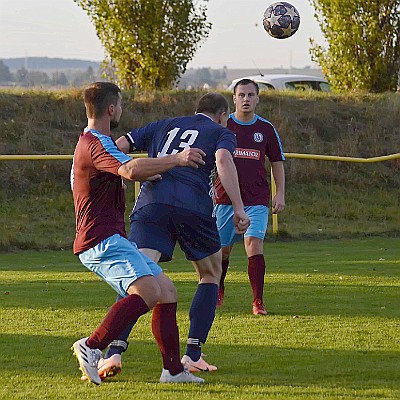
[0,0,326,69]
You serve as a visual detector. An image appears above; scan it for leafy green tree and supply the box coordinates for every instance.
[310,0,400,92]
[74,0,211,89]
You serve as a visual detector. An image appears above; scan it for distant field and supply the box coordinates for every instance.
[1,238,399,400]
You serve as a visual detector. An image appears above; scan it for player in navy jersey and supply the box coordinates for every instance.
[97,92,249,377]
[214,79,286,315]
[71,81,206,385]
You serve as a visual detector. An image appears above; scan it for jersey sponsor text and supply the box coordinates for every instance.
[234,148,261,160]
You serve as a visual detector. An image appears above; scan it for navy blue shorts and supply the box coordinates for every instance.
[129,204,221,262]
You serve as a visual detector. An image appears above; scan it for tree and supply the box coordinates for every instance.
[309,0,400,92]
[0,60,13,82]
[74,0,211,90]
[15,67,28,84]
[26,71,50,87]
[52,71,68,86]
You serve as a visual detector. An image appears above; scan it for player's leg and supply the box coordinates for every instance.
[243,205,269,315]
[128,206,203,382]
[95,275,195,382]
[174,209,222,372]
[180,250,221,372]
[102,206,175,373]
[98,293,129,379]
[214,204,243,306]
[142,251,203,383]
[102,248,166,367]
[72,234,161,384]
[218,245,232,306]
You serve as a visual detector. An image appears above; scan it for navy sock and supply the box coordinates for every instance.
[104,294,135,359]
[186,283,218,361]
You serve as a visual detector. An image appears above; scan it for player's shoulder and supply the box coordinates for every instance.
[163,114,199,129]
[80,129,114,148]
[254,114,275,127]
[228,113,275,129]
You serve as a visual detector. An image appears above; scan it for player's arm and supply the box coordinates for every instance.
[116,129,161,181]
[215,148,250,234]
[115,135,131,153]
[271,161,285,214]
[118,147,206,181]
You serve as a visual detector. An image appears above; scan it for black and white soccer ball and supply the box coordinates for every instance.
[263,2,300,39]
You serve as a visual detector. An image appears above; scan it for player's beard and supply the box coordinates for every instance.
[110,119,119,130]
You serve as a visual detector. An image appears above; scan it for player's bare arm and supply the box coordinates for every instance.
[215,148,250,234]
[118,147,205,181]
[271,161,285,214]
[115,135,206,170]
[114,136,161,181]
[115,135,130,153]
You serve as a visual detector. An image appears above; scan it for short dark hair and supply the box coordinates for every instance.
[233,79,259,95]
[84,81,121,119]
[196,92,229,115]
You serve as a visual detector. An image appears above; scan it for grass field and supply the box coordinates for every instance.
[1,237,399,399]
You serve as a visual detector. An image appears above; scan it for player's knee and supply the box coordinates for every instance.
[199,264,222,284]
[161,279,178,302]
[127,276,161,309]
[143,287,162,309]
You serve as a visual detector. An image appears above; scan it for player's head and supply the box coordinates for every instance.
[233,79,259,115]
[84,82,122,129]
[196,92,230,127]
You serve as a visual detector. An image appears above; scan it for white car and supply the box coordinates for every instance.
[227,74,331,92]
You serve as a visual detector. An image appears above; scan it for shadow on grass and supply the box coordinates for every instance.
[1,334,399,395]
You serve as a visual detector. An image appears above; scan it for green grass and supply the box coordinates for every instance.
[0,178,399,251]
[1,237,399,399]
[1,88,399,251]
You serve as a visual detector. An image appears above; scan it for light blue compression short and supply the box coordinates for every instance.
[78,234,162,297]
[214,204,269,247]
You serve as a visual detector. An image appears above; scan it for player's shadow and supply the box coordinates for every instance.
[1,333,399,395]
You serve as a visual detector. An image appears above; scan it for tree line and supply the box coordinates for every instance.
[0,60,231,89]
[0,62,101,87]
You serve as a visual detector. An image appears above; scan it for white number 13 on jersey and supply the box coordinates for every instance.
[157,128,199,157]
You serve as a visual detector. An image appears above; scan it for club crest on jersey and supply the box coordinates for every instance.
[254,132,263,143]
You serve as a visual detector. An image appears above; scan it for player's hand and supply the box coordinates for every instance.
[176,147,206,168]
[233,209,250,234]
[272,193,285,214]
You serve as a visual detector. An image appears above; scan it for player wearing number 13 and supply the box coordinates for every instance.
[113,93,250,373]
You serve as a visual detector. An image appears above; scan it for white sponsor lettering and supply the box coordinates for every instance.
[234,148,261,160]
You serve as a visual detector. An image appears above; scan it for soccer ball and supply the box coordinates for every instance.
[263,2,300,39]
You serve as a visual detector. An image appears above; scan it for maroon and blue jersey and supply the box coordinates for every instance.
[214,113,285,207]
[71,128,131,254]
[128,114,236,217]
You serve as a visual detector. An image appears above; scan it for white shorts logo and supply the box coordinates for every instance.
[254,132,263,143]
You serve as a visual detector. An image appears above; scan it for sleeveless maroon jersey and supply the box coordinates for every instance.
[214,114,285,207]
